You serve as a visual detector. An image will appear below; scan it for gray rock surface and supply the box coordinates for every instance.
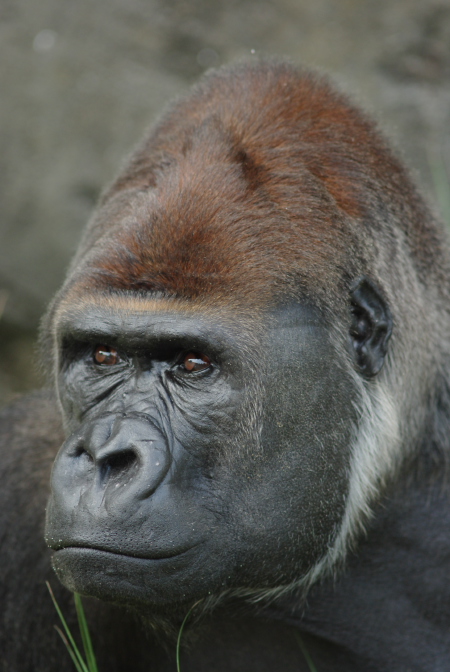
[1,0,450,404]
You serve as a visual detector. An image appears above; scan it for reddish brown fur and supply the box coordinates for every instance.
[61,59,446,315]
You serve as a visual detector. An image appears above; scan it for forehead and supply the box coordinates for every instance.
[56,60,403,326]
[54,291,263,349]
[67,81,357,310]
[71,174,348,311]
[54,290,326,348]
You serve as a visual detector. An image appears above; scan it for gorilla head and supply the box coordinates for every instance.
[44,59,449,619]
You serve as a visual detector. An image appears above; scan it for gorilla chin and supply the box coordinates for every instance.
[51,547,206,608]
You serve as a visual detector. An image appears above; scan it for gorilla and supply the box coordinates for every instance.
[1,59,450,672]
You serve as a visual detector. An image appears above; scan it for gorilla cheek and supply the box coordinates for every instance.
[232,322,355,580]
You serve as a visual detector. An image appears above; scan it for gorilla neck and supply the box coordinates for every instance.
[275,468,450,670]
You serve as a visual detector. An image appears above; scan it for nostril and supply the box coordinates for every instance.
[74,446,92,460]
[69,441,94,463]
[99,449,139,485]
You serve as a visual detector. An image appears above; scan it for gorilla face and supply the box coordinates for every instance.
[45,297,357,610]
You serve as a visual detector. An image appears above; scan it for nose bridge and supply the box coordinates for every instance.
[95,414,166,462]
[92,413,139,462]
[85,413,117,455]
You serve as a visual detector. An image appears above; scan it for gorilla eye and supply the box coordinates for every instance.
[181,352,212,373]
[93,345,121,366]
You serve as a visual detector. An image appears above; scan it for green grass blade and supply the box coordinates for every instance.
[176,610,191,672]
[74,593,99,672]
[54,626,85,672]
[176,600,202,672]
[295,633,318,672]
[46,582,90,672]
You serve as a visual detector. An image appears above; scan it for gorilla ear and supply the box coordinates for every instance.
[349,277,393,378]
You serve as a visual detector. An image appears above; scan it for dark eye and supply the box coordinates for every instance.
[93,345,121,366]
[180,352,212,373]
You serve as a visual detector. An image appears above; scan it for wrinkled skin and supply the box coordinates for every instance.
[46,301,362,611]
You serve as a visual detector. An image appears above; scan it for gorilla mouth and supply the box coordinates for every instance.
[51,542,196,561]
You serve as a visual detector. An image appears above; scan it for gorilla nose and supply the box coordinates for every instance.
[57,414,171,502]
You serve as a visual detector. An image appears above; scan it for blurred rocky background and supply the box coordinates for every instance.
[1,0,450,405]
